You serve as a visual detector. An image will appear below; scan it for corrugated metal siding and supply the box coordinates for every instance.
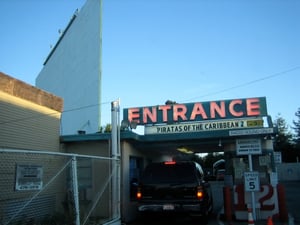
[0,93,61,151]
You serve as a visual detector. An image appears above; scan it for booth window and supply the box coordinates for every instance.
[129,156,143,200]
[228,152,274,185]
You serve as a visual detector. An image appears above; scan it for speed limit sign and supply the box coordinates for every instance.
[244,171,260,192]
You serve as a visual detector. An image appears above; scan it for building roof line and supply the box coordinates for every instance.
[0,72,63,112]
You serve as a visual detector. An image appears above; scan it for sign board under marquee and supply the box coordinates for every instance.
[123,97,268,125]
[229,127,274,136]
[236,138,262,155]
[145,118,264,135]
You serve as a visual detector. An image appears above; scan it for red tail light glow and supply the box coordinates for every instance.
[164,161,176,165]
[137,191,142,199]
[137,187,142,199]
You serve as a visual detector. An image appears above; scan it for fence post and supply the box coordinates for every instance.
[72,156,80,225]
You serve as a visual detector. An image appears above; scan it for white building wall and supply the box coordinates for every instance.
[36,0,102,135]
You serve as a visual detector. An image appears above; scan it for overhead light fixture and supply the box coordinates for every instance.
[177,147,194,154]
[120,120,138,130]
[264,135,274,140]
[121,120,129,129]
[218,139,222,147]
[130,121,137,129]
[165,100,177,105]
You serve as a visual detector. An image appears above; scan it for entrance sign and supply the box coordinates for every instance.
[123,97,267,125]
[236,139,262,155]
[244,171,260,191]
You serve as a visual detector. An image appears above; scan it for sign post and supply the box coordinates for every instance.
[236,138,262,220]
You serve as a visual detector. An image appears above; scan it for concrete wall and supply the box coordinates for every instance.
[36,0,102,135]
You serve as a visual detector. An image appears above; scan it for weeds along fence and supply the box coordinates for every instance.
[0,148,120,225]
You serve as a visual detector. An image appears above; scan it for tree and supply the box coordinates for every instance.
[104,124,112,133]
[273,114,295,162]
[273,114,293,148]
[292,107,300,149]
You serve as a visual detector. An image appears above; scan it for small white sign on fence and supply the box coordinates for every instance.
[15,164,43,191]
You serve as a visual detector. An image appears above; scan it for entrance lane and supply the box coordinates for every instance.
[282,181,300,224]
[128,180,299,225]
[128,181,224,225]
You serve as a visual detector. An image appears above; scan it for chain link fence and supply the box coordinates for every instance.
[0,149,120,225]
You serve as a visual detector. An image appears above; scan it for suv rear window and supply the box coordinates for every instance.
[141,162,197,184]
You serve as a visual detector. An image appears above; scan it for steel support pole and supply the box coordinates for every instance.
[111,99,121,221]
[72,156,80,225]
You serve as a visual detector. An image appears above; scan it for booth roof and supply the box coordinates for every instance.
[60,129,274,154]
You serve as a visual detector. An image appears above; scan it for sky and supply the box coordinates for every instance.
[0,0,300,132]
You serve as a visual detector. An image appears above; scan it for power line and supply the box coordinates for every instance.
[1,66,300,125]
[182,66,300,102]
[63,101,111,113]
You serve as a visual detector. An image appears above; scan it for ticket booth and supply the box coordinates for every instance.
[122,96,285,222]
[223,136,280,221]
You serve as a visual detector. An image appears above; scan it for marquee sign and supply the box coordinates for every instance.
[123,97,267,125]
[145,118,264,135]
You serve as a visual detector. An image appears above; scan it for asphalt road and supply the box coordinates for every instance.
[126,181,224,225]
[127,180,300,225]
[282,180,300,224]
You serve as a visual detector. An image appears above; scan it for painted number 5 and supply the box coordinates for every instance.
[249,181,255,190]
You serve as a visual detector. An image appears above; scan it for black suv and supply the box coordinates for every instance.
[136,161,213,222]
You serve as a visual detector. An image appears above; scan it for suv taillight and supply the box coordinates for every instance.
[196,186,204,199]
[164,161,176,165]
[136,188,142,199]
